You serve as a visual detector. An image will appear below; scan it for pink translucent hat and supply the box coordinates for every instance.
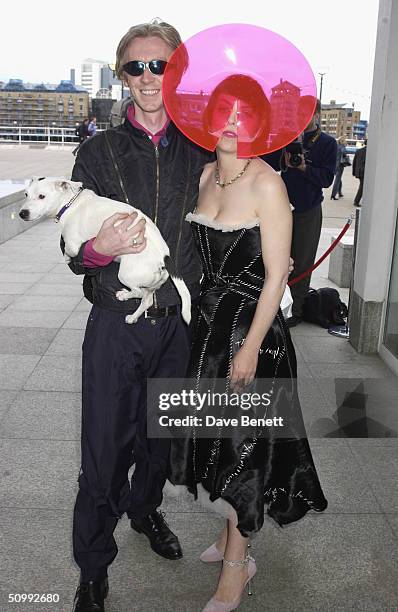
[162,23,317,157]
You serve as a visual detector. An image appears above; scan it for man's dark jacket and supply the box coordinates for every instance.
[263,128,337,214]
[352,146,367,179]
[66,120,210,311]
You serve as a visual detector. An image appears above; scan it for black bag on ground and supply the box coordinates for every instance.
[302,288,348,328]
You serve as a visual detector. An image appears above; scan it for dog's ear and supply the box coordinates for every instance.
[54,180,70,192]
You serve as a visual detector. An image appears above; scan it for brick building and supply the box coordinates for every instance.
[321,99,361,139]
[0,79,89,127]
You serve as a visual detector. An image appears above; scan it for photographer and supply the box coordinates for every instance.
[277,98,337,327]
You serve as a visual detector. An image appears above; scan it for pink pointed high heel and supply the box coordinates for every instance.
[200,543,224,563]
[201,554,257,611]
[200,542,250,564]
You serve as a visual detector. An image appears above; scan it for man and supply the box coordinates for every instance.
[67,20,211,612]
[72,118,90,156]
[281,99,337,327]
[352,139,367,207]
[87,115,97,137]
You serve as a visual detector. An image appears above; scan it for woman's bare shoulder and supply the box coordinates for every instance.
[199,161,216,186]
[250,158,285,195]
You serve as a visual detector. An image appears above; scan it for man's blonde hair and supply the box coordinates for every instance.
[115,19,182,79]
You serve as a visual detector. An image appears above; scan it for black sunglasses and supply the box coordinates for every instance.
[122,59,168,77]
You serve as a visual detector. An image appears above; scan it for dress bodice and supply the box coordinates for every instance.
[186,212,265,301]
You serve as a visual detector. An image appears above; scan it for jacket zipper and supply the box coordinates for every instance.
[153,144,160,307]
[154,145,160,224]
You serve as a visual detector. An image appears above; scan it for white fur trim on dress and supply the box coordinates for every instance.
[164,480,238,525]
[186,212,260,232]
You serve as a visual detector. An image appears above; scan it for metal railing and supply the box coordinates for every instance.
[0,125,107,146]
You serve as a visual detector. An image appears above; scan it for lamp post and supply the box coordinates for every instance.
[318,72,326,108]
[108,63,124,100]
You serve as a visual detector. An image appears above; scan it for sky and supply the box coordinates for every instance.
[0,0,379,120]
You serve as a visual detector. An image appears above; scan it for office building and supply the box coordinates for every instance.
[0,79,89,127]
[321,100,361,139]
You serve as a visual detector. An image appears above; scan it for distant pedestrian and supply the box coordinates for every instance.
[87,115,97,137]
[331,136,350,200]
[72,118,89,156]
[352,139,367,207]
[78,118,90,143]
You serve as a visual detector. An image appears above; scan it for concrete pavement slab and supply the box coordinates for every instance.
[0,327,58,354]
[0,282,33,294]
[289,322,330,337]
[1,262,56,273]
[0,354,41,390]
[23,354,82,392]
[62,311,89,330]
[0,295,15,311]
[308,361,393,380]
[0,309,71,328]
[45,329,85,356]
[258,514,398,612]
[0,508,75,612]
[50,262,77,275]
[293,335,382,365]
[11,295,81,312]
[0,272,45,284]
[27,282,83,296]
[0,390,80,440]
[348,442,398,512]
[309,439,383,513]
[74,298,92,312]
[42,273,82,285]
[0,439,79,509]
[0,390,19,423]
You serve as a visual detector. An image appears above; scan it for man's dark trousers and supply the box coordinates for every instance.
[354,176,364,205]
[73,305,190,581]
[289,205,323,318]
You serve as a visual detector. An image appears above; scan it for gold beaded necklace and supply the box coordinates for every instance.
[215,159,252,188]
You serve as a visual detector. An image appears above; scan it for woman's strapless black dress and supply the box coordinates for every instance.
[168,213,327,536]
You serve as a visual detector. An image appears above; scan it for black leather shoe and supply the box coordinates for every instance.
[330,196,339,200]
[286,314,303,328]
[73,578,108,612]
[130,510,183,560]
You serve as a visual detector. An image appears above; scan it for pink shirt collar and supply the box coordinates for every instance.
[127,104,170,146]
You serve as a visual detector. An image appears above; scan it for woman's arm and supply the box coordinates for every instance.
[230,172,292,386]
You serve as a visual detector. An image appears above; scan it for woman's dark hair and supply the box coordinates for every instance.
[203,74,271,149]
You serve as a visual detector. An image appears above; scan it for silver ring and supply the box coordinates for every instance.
[132,238,138,246]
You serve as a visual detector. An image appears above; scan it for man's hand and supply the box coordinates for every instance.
[93,212,147,257]
[284,151,306,172]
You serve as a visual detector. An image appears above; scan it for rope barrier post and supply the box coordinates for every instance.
[285,213,355,339]
[328,212,357,339]
[288,216,353,288]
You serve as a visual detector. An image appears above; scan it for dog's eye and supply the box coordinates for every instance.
[38,194,45,200]
[24,193,28,198]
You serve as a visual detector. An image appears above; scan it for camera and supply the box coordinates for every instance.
[285,139,304,167]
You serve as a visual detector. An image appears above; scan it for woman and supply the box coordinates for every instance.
[331,136,350,199]
[168,78,328,612]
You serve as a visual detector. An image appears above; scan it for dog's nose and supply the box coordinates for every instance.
[19,209,29,220]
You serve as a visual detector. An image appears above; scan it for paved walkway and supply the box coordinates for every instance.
[0,147,397,611]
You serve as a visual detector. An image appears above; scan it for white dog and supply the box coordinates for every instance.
[20,178,191,325]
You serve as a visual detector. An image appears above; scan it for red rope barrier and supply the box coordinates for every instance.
[288,218,353,287]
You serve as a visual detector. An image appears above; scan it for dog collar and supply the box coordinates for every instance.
[55,187,85,223]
